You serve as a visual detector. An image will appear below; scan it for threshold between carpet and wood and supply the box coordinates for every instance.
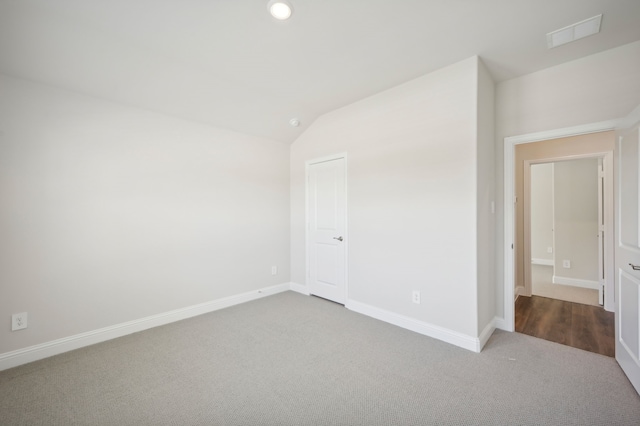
[1,291,638,425]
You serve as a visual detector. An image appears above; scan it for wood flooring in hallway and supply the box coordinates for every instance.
[515,295,615,357]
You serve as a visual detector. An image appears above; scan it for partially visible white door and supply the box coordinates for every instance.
[598,158,605,306]
[615,112,640,394]
[307,156,346,304]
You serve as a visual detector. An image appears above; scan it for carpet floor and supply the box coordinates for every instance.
[1,291,639,425]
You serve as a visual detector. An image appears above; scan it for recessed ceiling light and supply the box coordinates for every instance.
[268,0,293,20]
[547,14,602,49]
[289,118,300,127]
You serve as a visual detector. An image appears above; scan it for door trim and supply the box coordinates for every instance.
[618,104,640,255]
[502,120,620,331]
[305,153,348,302]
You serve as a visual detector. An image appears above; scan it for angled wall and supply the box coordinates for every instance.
[0,74,290,358]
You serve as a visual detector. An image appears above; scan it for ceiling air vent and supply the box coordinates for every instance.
[546,14,602,49]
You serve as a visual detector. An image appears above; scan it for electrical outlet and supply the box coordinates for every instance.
[11,312,28,331]
[412,291,421,304]
[547,247,553,254]
[271,265,277,275]
[562,260,571,269]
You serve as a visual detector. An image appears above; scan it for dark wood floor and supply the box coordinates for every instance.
[515,295,615,357]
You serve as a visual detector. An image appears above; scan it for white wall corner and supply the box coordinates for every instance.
[478,319,497,352]
[515,285,526,300]
[345,299,481,353]
[617,102,640,129]
[289,282,310,295]
[0,283,291,372]
[552,275,599,290]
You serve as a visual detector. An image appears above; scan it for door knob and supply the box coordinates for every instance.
[333,236,343,241]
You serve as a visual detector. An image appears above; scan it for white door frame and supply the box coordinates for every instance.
[503,120,619,331]
[305,153,348,302]
[523,152,613,305]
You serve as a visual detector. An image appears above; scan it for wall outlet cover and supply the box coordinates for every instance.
[11,312,28,331]
[562,260,571,268]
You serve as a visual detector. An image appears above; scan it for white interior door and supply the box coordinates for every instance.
[307,156,346,304]
[615,113,640,394]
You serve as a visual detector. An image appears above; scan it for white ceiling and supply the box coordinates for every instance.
[1,0,639,143]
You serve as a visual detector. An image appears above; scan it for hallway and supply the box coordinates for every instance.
[531,264,599,306]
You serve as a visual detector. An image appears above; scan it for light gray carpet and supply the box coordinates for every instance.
[1,291,639,425]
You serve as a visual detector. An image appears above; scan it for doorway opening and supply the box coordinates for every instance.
[525,157,604,306]
[503,125,617,335]
[516,155,615,356]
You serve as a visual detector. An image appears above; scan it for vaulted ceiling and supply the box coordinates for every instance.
[1,1,639,143]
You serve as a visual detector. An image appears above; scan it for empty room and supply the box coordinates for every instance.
[1,1,640,424]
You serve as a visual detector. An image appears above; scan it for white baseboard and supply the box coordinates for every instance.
[531,258,554,266]
[552,275,599,290]
[515,285,526,300]
[478,319,497,351]
[345,299,482,353]
[0,282,291,372]
[289,282,310,295]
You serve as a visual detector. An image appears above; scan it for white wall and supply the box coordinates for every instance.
[291,57,486,340]
[553,158,599,282]
[476,59,496,335]
[0,74,290,355]
[530,163,554,263]
[496,40,640,320]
